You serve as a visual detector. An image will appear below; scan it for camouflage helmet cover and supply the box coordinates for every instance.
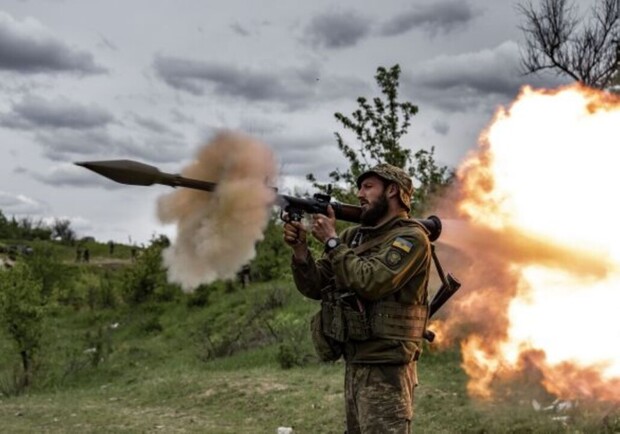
[356,163,414,212]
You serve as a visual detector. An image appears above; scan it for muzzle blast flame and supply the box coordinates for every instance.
[433,84,620,402]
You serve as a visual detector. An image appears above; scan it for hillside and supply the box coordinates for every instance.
[1,235,618,432]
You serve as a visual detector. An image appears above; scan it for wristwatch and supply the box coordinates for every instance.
[325,237,341,252]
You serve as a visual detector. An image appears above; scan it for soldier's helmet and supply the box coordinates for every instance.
[356,163,414,212]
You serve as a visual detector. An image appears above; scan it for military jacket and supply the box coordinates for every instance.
[292,213,431,364]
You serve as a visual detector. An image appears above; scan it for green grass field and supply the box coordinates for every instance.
[2,344,617,433]
[1,242,619,433]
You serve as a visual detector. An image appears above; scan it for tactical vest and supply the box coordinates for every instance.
[318,223,429,344]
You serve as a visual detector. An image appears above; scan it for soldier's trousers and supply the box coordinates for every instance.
[344,362,416,434]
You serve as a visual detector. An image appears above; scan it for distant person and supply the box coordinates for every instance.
[83,248,90,263]
[131,247,138,262]
[237,264,251,288]
[283,164,432,433]
[108,241,115,256]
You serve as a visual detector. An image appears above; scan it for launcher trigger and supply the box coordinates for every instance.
[281,207,303,222]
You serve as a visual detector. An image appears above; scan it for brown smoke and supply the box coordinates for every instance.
[156,131,278,292]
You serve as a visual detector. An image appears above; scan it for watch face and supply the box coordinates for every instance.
[327,238,339,248]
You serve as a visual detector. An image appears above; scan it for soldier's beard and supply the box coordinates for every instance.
[360,192,389,226]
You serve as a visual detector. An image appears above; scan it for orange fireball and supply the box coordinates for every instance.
[436,84,620,401]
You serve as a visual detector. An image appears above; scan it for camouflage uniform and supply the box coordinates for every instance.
[291,164,432,433]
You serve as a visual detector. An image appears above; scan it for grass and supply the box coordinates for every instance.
[0,363,345,433]
[3,347,619,433]
[2,252,620,433]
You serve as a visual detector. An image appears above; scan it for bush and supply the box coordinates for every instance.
[251,218,291,281]
[186,283,211,308]
[122,235,179,305]
[24,243,74,302]
[276,343,303,369]
[139,315,164,334]
[0,263,45,392]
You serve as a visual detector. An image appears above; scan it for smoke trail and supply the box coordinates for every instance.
[156,131,278,291]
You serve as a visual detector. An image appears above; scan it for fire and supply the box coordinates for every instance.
[438,84,620,401]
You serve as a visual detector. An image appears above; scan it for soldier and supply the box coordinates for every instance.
[237,264,251,288]
[283,164,431,433]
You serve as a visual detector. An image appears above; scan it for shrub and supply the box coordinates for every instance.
[0,263,45,392]
[251,218,291,281]
[24,243,74,302]
[122,235,177,305]
[186,283,211,308]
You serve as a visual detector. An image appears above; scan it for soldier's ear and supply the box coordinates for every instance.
[387,183,399,198]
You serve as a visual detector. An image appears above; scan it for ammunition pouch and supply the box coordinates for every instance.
[320,293,371,343]
[312,287,428,362]
[343,306,371,341]
[320,301,346,342]
[310,310,343,362]
[316,297,428,346]
[369,302,428,341]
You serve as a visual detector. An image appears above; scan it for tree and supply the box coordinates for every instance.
[0,212,51,240]
[307,65,453,214]
[518,0,620,89]
[51,218,76,245]
[0,210,9,238]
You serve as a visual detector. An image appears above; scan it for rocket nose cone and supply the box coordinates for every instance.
[74,161,108,177]
[73,159,163,186]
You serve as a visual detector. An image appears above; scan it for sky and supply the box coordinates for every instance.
[0,0,569,245]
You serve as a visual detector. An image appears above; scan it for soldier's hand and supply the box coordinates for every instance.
[311,205,337,243]
[283,220,310,263]
[283,221,307,247]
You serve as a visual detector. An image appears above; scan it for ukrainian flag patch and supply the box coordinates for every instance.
[392,237,413,253]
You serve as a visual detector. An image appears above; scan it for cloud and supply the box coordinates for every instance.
[303,10,372,49]
[154,55,311,100]
[405,41,568,111]
[264,132,349,182]
[0,191,48,215]
[230,22,250,37]
[28,163,124,189]
[35,128,189,164]
[170,108,195,125]
[153,56,369,108]
[96,33,117,51]
[1,95,114,130]
[381,0,481,37]
[0,11,106,74]
[41,215,95,236]
[0,95,187,164]
[192,125,346,183]
[236,116,286,137]
[123,136,188,164]
[432,119,450,135]
[35,129,129,160]
[132,113,183,137]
